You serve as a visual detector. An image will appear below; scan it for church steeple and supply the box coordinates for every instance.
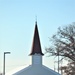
[30,21,44,55]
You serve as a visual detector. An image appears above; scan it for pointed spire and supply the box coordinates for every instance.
[30,22,44,55]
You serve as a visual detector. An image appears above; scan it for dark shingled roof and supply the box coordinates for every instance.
[30,22,44,55]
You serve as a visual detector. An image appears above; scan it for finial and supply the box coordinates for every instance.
[35,16,37,25]
[36,16,37,22]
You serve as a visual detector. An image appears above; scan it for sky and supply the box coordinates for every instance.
[0,0,75,73]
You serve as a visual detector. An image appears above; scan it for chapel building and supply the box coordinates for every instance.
[13,22,60,75]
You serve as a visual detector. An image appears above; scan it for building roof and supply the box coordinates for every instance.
[29,22,44,55]
[13,65,60,75]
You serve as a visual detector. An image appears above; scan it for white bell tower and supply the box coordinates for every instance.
[32,54,42,65]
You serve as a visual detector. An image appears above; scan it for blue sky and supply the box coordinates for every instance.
[0,0,75,73]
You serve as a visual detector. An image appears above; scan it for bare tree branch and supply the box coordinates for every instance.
[46,23,75,62]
